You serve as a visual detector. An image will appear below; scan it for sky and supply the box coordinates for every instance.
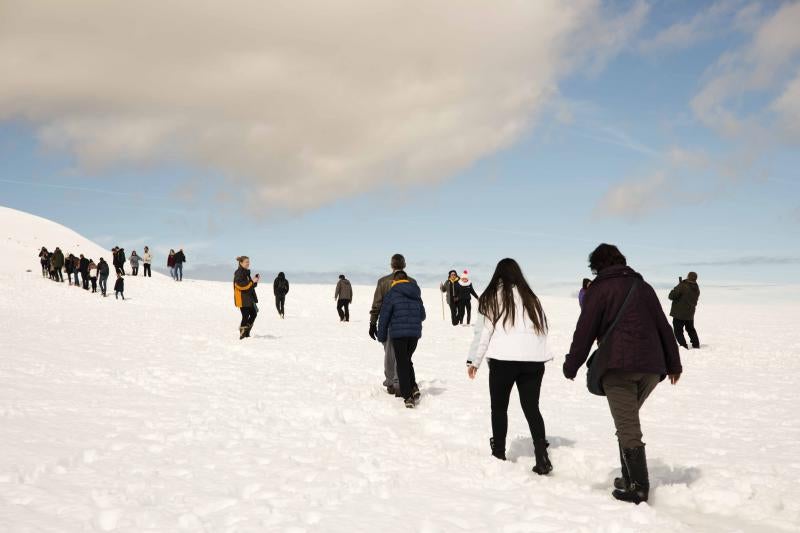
[1,0,799,290]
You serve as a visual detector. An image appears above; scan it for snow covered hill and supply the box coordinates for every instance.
[1,207,799,532]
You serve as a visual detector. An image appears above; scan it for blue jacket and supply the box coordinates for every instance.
[377,280,426,342]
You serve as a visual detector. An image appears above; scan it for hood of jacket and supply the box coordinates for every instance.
[391,280,422,300]
[593,264,643,284]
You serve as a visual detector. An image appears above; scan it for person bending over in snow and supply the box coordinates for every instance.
[273,272,289,318]
[114,273,125,300]
[377,270,426,409]
[467,258,552,475]
[668,272,700,349]
[563,243,682,505]
[456,270,479,325]
[233,256,260,339]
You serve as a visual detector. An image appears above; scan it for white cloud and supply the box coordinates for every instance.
[0,0,645,212]
[595,172,673,218]
[638,1,744,56]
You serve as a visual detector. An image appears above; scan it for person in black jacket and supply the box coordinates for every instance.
[38,247,50,277]
[114,273,125,300]
[233,256,260,339]
[456,270,480,325]
[65,253,75,285]
[273,272,289,318]
[79,254,90,290]
[439,270,460,326]
[97,258,110,297]
[173,249,186,281]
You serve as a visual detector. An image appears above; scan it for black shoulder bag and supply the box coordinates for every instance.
[586,279,640,396]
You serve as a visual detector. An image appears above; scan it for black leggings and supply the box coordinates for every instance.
[240,306,258,328]
[488,359,546,447]
[457,300,473,324]
[449,302,458,326]
[275,296,285,315]
[143,264,151,277]
[392,337,418,400]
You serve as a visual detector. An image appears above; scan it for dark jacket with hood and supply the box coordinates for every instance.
[98,259,110,277]
[563,265,682,379]
[370,272,416,324]
[377,280,426,342]
[273,273,289,297]
[79,256,90,273]
[174,250,186,264]
[233,267,258,308]
[114,277,124,292]
[669,280,700,321]
[52,248,64,269]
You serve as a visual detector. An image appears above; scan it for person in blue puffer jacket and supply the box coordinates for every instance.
[377,270,426,408]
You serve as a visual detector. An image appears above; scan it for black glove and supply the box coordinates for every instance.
[369,323,378,340]
[562,360,574,380]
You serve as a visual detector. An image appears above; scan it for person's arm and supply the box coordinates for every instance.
[467,313,494,372]
[285,280,289,294]
[335,281,341,300]
[234,271,254,291]
[369,279,385,325]
[377,294,394,343]
[668,284,682,301]
[420,300,427,323]
[563,289,604,379]
[647,284,683,377]
[470,285,479,299]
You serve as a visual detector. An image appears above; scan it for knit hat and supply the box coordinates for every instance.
[462,269,469,280]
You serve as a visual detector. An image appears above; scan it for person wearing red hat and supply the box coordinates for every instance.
[457,270,480,325]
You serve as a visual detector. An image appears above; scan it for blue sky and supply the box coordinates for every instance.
[1,1,799,288]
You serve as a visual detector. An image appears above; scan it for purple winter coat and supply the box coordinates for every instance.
[563,265,682,379]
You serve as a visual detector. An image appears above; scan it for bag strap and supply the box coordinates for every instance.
[599,279,640,345]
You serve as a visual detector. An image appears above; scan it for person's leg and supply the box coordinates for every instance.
[344,300,350,321]
[83,273,89,290]
[466,300,472,324]
[456,301,466,324]
[604,371,644,449]
[516,362,546,441]
[392,338,413,399]
[407,337,418,393]
[449,303,458,326]
[383,340,399,390]
[685,320,700,348]
[280,296,285,315]
[672,318,688,348]
[336,299,345,320]
[488,359,516,456]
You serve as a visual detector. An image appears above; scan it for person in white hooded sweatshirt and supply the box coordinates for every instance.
[467,258,553,475]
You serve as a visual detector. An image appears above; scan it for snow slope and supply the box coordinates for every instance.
[1,207,799,532]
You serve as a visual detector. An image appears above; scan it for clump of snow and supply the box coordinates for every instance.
[1,206,799,531]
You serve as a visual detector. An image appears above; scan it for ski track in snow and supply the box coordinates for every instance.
[1,209,799,532]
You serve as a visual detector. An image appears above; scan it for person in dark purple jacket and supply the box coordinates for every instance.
[563,243,682,505]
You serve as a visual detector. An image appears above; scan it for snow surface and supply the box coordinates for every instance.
[1,206,799,532]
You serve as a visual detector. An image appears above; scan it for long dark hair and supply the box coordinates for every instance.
[478,258,547,334]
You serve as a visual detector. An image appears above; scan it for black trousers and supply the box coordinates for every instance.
[275,296,285,315]
[449,302,458,326]
[132,266,139,276]
[240,306,258,328]
[90,277,97,292]
[143,264,151,277]
[54,267,63,282]
[81,270,90,290]
[673,318,699,348]
[392,337,418,400]
[488,359,546,447]
[337,299,351,321]
[456,300,473,324]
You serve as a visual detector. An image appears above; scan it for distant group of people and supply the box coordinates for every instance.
[439,269,479,326]
[110,246,152,278]
[38,246,125,299]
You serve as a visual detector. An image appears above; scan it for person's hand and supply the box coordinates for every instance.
[467,366,477,380]
[562,360,574,381]
[368,323,378,340]
[669,373,681,385]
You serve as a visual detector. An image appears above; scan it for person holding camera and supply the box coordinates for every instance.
[669,272,701,349]
[234,256,260,339]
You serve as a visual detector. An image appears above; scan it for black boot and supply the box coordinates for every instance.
[614,442,630,490]
[239,326,248,340]
[490,438,506,461]
[613,446,649,504]
[532,439,553,475]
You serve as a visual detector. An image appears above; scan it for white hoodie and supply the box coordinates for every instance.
[467,287,551,369]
